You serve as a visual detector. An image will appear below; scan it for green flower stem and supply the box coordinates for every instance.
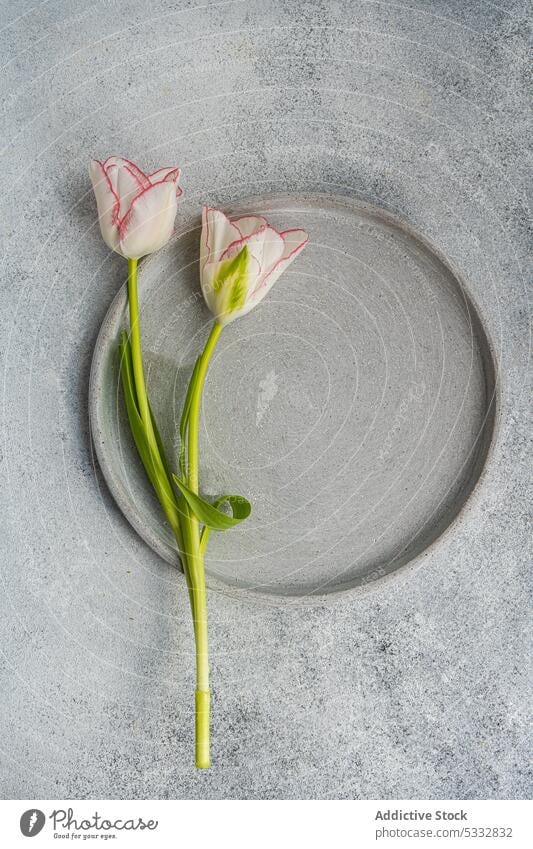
[186,320,223,769]
[126,259,222,769]
[126,258,186,555]
[127,259,150,429]
[188,322,223,493]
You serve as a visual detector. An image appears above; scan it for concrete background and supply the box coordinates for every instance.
[0,0,530,799]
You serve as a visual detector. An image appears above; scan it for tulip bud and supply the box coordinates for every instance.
[200,206,308,325]
[89,156,182,259]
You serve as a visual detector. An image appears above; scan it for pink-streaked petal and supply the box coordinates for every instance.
[220,227,285,275]
[280,229,309,261]
[89,159,120,252]
[252,229,309,295]
[231,214,268,238]
[118,182,177,259]
[116,166,146,219]
[257,227,286,278]
[149,166,181,184]
[103,156,150,190]
[200,206,242,269]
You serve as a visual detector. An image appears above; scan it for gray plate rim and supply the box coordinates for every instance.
[89,191,502,607]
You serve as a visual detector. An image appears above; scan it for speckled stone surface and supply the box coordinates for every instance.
[0,0,530,799]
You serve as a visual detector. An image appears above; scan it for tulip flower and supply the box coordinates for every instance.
[200,206,308,324]
[91,160,309,769]
[89,157,188,747]
[158,208,308,767]
[89,156,182,259]
[88,157,183,528]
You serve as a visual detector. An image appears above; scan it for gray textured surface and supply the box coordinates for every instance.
[0,0,530,799]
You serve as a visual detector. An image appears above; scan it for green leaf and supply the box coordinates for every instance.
[199,494,252,554]
[148,398,173,484]
[118,331,140,417]
[118,335,158,491]
[120,334,169,476]
[118,335,181,530]
[212,493,252,521]
[178,357,200,479]
[172,474,251,531]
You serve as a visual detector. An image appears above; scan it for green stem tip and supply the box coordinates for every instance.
[195,689,210,769]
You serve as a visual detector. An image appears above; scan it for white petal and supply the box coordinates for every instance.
[89,160,120,253]
[116,165,146,219]
[220,227,284,279]
[256,227,285,279]
[219,232,261,266]
[149,166,181,183]
[103,156,150,189]
[200,262,225,319]
[103,157,153,219]
[118,182,177,259]
[200,206,241,270]
[280,229,309,260]
[251,229,308,297]
[231,214,268,237]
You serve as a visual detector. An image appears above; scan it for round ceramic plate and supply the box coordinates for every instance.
[90,194,497,602]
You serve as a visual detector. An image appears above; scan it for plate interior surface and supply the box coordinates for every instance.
[90,195,496,600]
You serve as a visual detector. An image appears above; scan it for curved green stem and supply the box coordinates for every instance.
[187,322,223,494]
[127,259,150,429]
[186,321,223,768]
